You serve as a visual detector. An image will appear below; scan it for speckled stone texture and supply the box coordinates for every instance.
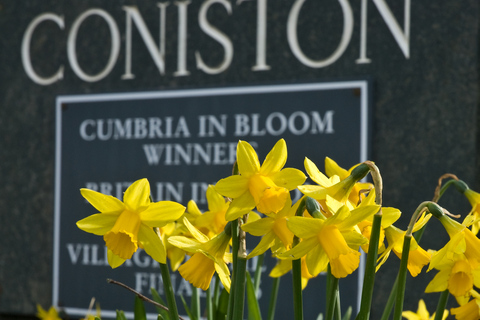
[0,0,478,319]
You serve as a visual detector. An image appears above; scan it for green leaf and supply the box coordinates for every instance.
[151,288,170,320]
[246,272,262,320]
[134,296,147,320]
[341,307,352,320]
[180,295,194,320]
[216,289,229,320]
[116,310,127,320]
[316,313,323,320]
[94,317,102,320]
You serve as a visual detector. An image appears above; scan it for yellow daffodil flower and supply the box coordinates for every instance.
[464,189,480,235]
[402,299,448,320]
[451,291,480,320]
[376,214,432,277]
[430,215,480,270]
[280,196,379,278]
[168,217,232,292]
[324,157,373,205]
[36,305,61,320]
[191,185,229,236]
[158,222,188,272]
[269,256,315,289]
[77,178,185,267]
[426,254,480,300]
[215,139,306,220]
[298,157,369,207]
[354,188,401,253]
[241,195,298,258]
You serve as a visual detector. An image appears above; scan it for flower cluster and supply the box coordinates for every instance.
[76,139,480,320]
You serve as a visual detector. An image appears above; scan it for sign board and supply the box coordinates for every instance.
[54,80,371,318]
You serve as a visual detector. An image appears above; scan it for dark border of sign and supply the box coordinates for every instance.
[53,80,372,319]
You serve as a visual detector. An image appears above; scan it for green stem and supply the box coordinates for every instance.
[227,220,240,320]
[433,290,449,320]
[379,275,398,320]
[232,257,247,320]
[326,265,339,320]
[267,276,281,320]
[192,287,200,320]
[392,235,411,320]
[292,198,306,320]
[159,262,180,320]
[292,258,304,320]
[207,287,214,320]
[254,253,265,293]
[335,289,341,320]
[356,213,382,320]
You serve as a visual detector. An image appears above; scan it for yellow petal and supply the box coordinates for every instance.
[380,207,402,228]
[140,201,185,227]
[324,157,349,179]
[450,298,480,320]
[280,237,318,260]
[242,217,275,236]
[247,232,276,258]
[76,212,119,235]
[182,217,210,243]
[215,175,249,198]
[287,217,324,239]
[225,192,256,221]
[80,188,124,212]
[206,185,228,212]
[271,168,307,191]
[305,244,328,276]
[270,259,292,277]
[304,157,331,186]
[214,259,231,293]
[107,249,126,268]
[337,205,380,230]
[260,139,287,175]
[425,269,449,293]
[123,179,150,212]
[187,200,202,216]
[237,140,260,176]
[138,225,166,264]
[168,236,203,253]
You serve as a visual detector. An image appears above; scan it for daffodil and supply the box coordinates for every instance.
[280,196,379,278]
[190,185,229,237]
[464,188,480,235]
[324,157,373,205]
[215,139,306,220]
[451,291,480,320]
[402,299,448,320]
[168,217,232,292]
[426,254,480,300]
[430,215,480,269]
[298,157,370,207]
[36,305,62,320]
[354,188,401,253]
[241,194,298,258]
[77,178,185,267]
[376,214,432,277]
